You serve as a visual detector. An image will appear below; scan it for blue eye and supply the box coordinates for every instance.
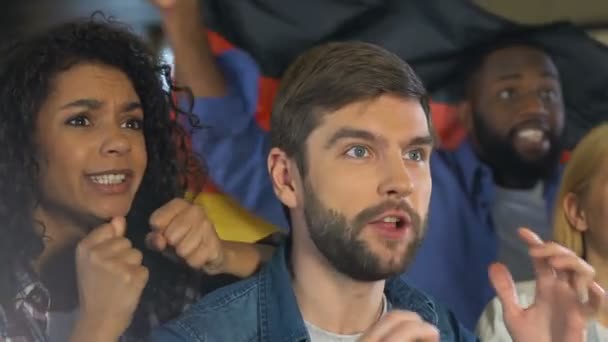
[121,118,143,130]
[346,146,370,159]
[405,149,425,161]
[66,115,91,127]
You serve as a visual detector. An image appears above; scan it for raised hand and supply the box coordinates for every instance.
[72,217,149,341]
[148,0,226,97]
[492,228,606,342]
[146,198,225,275]
[148,0,201,18]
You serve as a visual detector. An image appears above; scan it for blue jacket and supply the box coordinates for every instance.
[150,242,477,341]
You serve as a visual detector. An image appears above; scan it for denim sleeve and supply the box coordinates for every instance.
[184,48,289,229]
[148,321,205,342]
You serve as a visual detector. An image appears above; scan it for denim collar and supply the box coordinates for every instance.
[257,242,441,341]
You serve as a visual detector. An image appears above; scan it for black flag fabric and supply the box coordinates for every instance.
[202,0,608,148]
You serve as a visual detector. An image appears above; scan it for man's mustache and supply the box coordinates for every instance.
[351,200,422,236]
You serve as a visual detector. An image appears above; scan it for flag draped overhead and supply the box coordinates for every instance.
[190,0,608,243]
[202,0,608,148]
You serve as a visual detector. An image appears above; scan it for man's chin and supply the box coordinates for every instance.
[512,140,556,163]
[345,264,405,282]
[514,149,548,163]
[367,247,417,275]
[516,151,559,175]
[485,143,559,183]
[326,245,412,282]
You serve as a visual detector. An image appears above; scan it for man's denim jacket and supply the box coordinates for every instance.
[150,242,477,341]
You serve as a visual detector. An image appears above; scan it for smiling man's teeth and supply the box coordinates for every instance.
[90,174,126,185]
[517,128,544,142]
[382,216,400,223]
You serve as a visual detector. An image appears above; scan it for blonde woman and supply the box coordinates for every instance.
[476,123,608,341]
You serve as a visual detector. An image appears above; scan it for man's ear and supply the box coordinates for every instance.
[268,147,299,209]
[563,192,588,232]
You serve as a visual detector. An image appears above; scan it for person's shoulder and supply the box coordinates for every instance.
[428,148,471,207]
[151,275,262,342]
[430,147,456,168]
[430,147,468,184]
[431,142,478,173]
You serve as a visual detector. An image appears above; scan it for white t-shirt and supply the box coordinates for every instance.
[304,294,388,342]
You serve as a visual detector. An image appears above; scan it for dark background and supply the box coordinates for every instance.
[1,0,607,44]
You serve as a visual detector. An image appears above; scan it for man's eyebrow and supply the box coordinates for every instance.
[324,128,382,149]
[496,69,558,82]
[404,135,435,148]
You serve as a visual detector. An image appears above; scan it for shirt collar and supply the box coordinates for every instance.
[12,263,50,314]
[258,241,308,342]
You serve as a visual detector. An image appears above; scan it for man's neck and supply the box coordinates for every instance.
[290,235,385,335]
[493,172,540,190]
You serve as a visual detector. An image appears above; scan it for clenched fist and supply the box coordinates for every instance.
[146,198,225,275]
[73,217,149,339]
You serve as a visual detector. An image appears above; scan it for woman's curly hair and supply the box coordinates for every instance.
[0,15,204,332]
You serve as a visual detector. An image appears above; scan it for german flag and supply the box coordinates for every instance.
[190,0,608,242]
[201,0,608,149]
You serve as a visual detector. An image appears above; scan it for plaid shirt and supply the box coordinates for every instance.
[0,264,50,342]
[0,264,202,342]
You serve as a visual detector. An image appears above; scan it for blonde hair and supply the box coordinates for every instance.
[553,123,608,257]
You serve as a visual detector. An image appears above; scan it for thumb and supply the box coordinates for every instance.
[110,217,127,237]
[489,263,522,319]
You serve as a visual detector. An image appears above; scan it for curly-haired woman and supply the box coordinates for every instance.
[0,17,271,342]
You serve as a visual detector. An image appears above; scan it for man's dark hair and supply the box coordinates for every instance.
[462,36,553,98]
[0,16,202,335]
[270,41,431,175]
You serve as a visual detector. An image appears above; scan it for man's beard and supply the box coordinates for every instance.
[472,112,562,186]
[302,181,426,282]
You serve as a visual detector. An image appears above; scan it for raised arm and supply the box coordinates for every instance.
[151,0,289,229]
